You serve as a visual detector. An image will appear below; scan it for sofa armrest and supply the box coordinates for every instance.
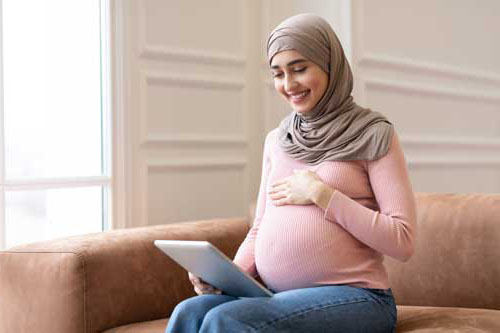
[0,218,249,333]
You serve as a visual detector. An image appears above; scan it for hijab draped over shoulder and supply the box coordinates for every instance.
[267,13,394,164]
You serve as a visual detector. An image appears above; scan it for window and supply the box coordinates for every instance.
[0,0,111,249]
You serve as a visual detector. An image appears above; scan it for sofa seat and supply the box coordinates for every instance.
[396,305,500,332]
[103,305,500,333]
[103,318,169,332]
[103,305,500,332]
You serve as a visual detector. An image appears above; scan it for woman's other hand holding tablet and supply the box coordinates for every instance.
[188,272,222,295]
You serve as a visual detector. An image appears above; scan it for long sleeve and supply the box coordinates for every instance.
[233,132,273,276]
[323,131,417,262]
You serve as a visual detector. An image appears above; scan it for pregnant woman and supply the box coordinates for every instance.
[166,13,416,333]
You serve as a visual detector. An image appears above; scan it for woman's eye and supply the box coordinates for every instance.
[294,67,306,73]
[272,72,284,78]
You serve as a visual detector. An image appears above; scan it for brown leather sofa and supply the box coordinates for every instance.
[1,193,499,332]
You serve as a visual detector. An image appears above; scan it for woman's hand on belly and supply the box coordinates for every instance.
[269,169,335,207]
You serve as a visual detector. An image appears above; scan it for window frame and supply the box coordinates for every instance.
[0,0,114,250]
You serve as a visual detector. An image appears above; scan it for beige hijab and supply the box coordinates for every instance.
[268,13,394,164]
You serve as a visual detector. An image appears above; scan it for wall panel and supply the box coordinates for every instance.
[352,0,500,193]
[141,0,244,56]
[147,160,246,225]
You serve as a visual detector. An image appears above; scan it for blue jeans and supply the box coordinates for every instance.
[166,285,397,332]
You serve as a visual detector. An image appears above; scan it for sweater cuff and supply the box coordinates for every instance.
[324,189,342,222]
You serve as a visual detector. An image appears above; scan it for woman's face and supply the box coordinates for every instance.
[270,50,328,114]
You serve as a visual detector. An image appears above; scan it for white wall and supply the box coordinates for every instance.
[114,0,259,227]
[113,0,500,228]
[351,0,500,193]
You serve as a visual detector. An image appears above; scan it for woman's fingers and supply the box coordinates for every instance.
[269,190,288,200]
[188,272,199,283]
[274,198,288,206]
[189,272,209,287]
[194,283,213,296]
[189,272,222,295]
[269,183,288,194]
[194,285,222,296]
[198,281,212,289]
[194,286,204,295]
[271,178,288,187]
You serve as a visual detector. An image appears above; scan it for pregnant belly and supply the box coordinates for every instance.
[254,205,364,291]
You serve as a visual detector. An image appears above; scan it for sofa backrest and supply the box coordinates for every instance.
[385,192,500,310]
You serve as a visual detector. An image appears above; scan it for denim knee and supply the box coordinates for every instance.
[167,295,239,333]
[172,297,196,317]
[167,296,212,331]
[172,295,218,319]
[200,303,253,333]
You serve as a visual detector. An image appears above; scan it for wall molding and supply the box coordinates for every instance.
[142,134,248,147]
[363,78,500,103]
[147,158,247,171]
[139,45,246,67]
[144,72,245,91]
[359,54,500,86]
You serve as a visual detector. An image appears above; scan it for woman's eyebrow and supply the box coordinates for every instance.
[271,58,308,70]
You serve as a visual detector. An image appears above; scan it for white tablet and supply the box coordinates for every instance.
[154,240,273,298]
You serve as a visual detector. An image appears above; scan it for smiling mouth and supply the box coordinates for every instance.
[288,90,310,103]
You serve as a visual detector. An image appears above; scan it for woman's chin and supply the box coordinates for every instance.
[293,107,313,114]
[290,100,314,114]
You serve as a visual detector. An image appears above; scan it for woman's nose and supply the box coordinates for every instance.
[284,75,298,91]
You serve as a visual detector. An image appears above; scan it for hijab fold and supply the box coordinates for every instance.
[267,14,393,164]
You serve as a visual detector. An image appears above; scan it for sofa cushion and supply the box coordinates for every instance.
[102,306,500,332]
[396,305,500,332]
[102,318,168,332]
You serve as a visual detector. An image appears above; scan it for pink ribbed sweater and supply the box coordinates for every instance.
[234,128,417,292]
